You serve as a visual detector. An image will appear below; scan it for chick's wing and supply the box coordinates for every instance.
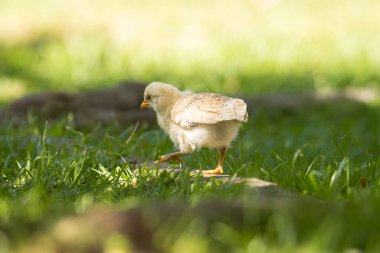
[171,93,248,128]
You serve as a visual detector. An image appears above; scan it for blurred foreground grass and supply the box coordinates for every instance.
[1,0,380,103]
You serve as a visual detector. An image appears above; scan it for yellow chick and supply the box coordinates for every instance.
[140,82,248,175]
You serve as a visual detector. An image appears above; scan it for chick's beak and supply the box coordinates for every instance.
[140,99,150,109]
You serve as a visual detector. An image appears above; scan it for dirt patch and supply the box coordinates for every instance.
[0,81,377,127]
[0,81,155,127]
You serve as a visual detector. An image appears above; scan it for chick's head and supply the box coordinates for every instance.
[141,82,182,114]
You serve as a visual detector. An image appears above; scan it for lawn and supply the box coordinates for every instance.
[1,0,380,101]
[1,101,380,252]
[1,0,380,252]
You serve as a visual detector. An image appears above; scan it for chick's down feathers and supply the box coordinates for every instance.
[140,82,248,174]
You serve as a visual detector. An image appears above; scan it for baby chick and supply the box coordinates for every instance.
[140,82,248,175]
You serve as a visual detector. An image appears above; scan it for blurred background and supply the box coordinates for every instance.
[1,0,379,104]
[2,2,380,252]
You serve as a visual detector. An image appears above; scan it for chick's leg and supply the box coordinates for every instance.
[202,147,227,175]
[156,151,189,163]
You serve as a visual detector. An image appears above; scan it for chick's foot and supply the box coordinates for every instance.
[202,167,223,175]
[156,153,184,163]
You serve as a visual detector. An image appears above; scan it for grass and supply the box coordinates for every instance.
[1,101,380,252]
[1,0,380,251]
[1,0,380,102]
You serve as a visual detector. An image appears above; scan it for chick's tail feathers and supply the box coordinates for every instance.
[232,98,248,122]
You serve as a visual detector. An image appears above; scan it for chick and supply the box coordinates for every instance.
[140,82,248,175]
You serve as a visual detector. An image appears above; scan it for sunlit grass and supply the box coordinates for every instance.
[1,0,380,251]
[0,101,380,251]
[0,0,379,99]
[0,78,27,103]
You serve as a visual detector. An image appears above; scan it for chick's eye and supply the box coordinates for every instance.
[146,95,151,100]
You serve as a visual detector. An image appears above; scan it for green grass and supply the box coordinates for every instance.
[1,101,380,252]
[1,0,380,251]
[1,0,380,102]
